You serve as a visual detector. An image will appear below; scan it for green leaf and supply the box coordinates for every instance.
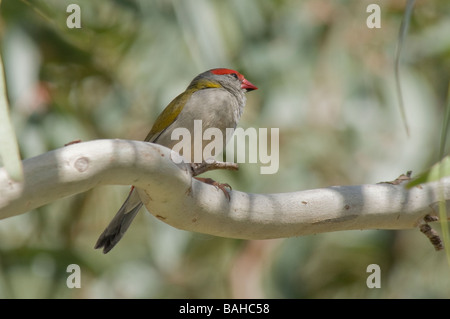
[407,156,450,188]
[394,0,416,138]
[0,54,23,182]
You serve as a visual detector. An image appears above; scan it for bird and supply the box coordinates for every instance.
[94,68,258,253]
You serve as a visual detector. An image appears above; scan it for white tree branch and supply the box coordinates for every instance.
[0,139,448,240]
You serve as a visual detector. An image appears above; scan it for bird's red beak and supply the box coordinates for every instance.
[241,78,258,91]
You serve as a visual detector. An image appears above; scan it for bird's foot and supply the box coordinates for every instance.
[194,177,232,201]
[191,160,239,176]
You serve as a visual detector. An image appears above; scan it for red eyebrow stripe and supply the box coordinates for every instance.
[210,68,244,80]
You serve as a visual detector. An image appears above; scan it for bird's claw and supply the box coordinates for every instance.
[194,177,232,201]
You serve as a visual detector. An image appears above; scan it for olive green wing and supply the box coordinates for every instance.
[144,78,221,142]
[144,90,193,142]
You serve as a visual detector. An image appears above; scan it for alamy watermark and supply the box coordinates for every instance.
[66,264,81,288]
[66,3,382,30]
[366,264,381,288]
[170,120,279,174]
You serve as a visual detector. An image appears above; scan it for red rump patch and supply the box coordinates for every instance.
[211,68,244,81]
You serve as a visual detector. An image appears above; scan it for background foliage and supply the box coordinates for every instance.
[0,0,449,298]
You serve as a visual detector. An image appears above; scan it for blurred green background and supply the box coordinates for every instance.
[1,0,450,298]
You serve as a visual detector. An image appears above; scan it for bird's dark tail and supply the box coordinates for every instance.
[94,187,143,254]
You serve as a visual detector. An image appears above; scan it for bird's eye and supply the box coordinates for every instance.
[230,73,239,80]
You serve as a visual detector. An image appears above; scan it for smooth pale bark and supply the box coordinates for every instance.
[0,139,447,239]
